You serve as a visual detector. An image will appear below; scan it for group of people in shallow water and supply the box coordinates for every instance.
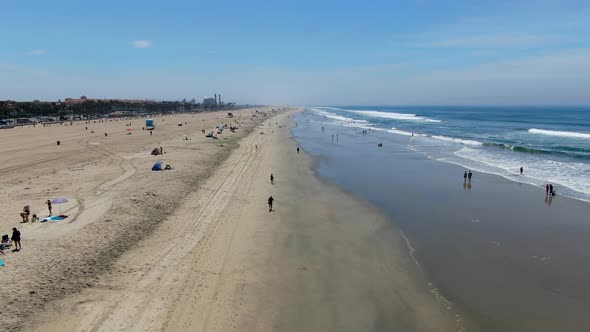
[463,170,473,181]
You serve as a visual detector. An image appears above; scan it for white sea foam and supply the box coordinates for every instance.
[451,147,590,202]
[529,128,590,139]
[309,108,368,124]
[346,110,442,123]
[387,128,415,136]
[431,135,483,146]
[316,106,344,111]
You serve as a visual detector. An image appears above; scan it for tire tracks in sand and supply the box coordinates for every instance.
[50,124,269,332]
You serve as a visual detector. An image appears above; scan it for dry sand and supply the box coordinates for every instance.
[0,107,280,329]
[3,109,455,331]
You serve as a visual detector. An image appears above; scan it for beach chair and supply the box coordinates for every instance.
[0,238,12,251]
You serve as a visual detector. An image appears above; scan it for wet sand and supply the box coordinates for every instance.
[26,111,456,332]
[293,112,590,332]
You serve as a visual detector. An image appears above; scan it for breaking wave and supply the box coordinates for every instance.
[529,128,590,139]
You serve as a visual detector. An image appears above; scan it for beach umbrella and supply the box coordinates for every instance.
[51,198,68,214]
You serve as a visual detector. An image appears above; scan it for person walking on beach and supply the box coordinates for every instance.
[464,171,468,181]
[11,227,21,251]
[268,196,274,212]
[46,200,52,216]
[520,166,524,175]
[545,184,550,195]
[270,173,274,184]
[549,184,554,195]
[468,170,473,181]
[297,147,300,154]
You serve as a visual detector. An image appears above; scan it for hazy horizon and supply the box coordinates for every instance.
[2,0,590,106]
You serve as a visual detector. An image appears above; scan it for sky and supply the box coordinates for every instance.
[1,0,590,105]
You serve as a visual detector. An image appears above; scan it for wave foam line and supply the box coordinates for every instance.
[431,135,483,146]
[347,110,442,123]
[309,108,369,124]
[529,128,590,139]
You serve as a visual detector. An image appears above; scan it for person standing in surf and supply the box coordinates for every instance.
[520,167,524,175]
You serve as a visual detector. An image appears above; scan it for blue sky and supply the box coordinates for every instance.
[1,0,590,105]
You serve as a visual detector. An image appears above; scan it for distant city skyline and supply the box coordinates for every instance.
[1,0,590,105]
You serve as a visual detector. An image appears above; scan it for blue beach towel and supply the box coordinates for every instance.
[42,215,68,222]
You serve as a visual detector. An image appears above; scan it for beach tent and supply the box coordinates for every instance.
[152,161,163,171]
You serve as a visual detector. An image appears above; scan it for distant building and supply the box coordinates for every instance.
[203,97,216,106]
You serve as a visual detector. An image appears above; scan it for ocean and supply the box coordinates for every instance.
[307,106,590,202]
[291,107,590,331]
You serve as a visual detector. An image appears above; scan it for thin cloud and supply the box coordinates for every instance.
[416,34,570,48]
[25,49,47,56]
[131,40,152,49]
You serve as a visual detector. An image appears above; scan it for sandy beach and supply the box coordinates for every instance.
[3,109,457,331]
[0,107,278,329]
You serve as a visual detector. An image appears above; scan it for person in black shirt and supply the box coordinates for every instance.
[11,227,21,251]
[268,196,274,212]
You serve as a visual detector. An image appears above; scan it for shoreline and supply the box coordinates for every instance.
[310,106,590,204]
[27,110,457,331]
[292,111,590,332]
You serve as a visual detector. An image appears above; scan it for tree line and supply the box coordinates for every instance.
[0,100,238,119]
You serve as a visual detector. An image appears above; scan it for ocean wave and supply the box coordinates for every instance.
[484,143,545,154]
[345,110,442,123]
[315,106,344,111]
[451,147,590,202]
[388,128,413,136]
[309,108,369,124]
[529,128,590,139]
[484,143,590,159]
[386,128,425,137]
[431,135,483,146]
